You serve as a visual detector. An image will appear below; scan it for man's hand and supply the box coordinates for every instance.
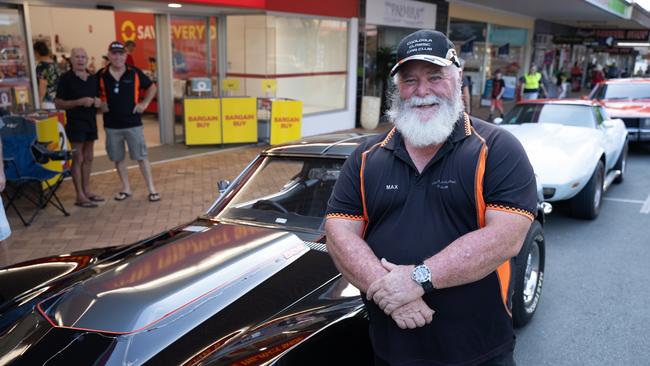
[93,97,101,108]
[366,258,424,315]
[0,171,5,192]
[391,298,434,329]
[133,102,148,114]
[79,97,95,107]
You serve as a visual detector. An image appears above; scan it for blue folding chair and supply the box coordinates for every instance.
[1,116,72,226]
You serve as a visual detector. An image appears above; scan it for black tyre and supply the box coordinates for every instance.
[512,221,545,328]
[570,160,604,220]
[613,140,628,184]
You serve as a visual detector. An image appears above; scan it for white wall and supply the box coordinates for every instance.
[301,18,358,137]
[30,6,115,70]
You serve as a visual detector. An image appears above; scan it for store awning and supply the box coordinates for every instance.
[455,0,648,28]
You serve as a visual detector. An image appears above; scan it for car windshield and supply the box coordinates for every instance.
[214,156,344,232]
[501,104,596,128]
[593,83,650,100]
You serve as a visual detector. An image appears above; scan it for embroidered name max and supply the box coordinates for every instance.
[386,184,399,190]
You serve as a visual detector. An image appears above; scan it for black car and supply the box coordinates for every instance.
[0,134,547,365]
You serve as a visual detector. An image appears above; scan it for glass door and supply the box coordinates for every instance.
[170,15,218,143]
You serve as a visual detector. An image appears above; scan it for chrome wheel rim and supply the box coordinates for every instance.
[594,168,603,209]
[523,241,541,308]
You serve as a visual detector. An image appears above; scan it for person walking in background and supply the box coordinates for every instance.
[33,41,60,110]
[592,65,606,87]
[55,47,103,208]
[570,62,582,92]
[325,29,537,366]
[0,135,12,242]
[125,40,136,67]
[520,64,547,100]
[98,41,160,203]
[488,69,505,121]
[459,60,472,115]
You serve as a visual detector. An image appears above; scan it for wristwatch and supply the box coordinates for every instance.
[411,263,436,293]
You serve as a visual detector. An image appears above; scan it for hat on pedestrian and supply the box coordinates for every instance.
[390,29,460,77]
[107,41,126,53]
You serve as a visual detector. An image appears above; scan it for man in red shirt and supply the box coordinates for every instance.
[125,40,136,67]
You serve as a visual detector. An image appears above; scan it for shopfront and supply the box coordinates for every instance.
[1,0,359,149]
[448,2,534,107]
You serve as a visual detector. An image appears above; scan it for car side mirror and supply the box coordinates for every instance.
[217,180,230,195]
[493,117,503,124]
[602,120,614,128]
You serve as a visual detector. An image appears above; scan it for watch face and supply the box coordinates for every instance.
[412,265,431,283]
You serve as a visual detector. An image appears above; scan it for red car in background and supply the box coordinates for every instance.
[588,78,650,143]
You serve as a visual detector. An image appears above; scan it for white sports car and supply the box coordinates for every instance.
[495,99,628,220]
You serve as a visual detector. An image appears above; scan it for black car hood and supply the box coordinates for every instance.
[0,223,349,365]
[39,223,308,334]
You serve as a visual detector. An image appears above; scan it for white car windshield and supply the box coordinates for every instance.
[594,83,650,100]
[502,104,596,129]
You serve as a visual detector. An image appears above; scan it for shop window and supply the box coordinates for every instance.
[226,14,348,115]
[0,8,33,112]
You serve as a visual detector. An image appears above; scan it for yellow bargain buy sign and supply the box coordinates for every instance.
[221,98,257,143]
[184,98,221,145]
[270,100,302,145]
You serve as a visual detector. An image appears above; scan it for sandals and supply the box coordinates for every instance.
[114,191,159,202]
[74,201,98,208]
[114,192,132,201]
[88,195,105,202]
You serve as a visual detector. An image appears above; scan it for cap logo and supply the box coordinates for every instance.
[406,38,433,55]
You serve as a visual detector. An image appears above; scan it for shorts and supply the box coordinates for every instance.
[0,196,11,241]
[65,121,98,143]
[522,91,539,100]
[105,126,148,162]
[491,99,504,110]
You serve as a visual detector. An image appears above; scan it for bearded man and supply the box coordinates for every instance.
[325,30,538,366]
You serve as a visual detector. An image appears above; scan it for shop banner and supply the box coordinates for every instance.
[221,97,257,143]
[35,112,71,188]
[114,12,157,73]
[366,0,437,29]
[184,98,221,145]
[270,100,302,145]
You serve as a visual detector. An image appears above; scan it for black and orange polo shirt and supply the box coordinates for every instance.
[98,66,152,129]
[326,114,537,365]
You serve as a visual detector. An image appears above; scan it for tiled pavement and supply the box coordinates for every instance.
[0,145,262,267]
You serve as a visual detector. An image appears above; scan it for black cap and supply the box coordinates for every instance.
[108,41,126,53]
[390,29,460,77]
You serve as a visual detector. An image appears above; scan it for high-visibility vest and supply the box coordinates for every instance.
[523,72,542,90]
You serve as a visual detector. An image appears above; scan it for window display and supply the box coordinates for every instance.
[0,8,32,111]
[227,14,348,114]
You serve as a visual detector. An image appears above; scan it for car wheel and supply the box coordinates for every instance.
[613,140,628,184]
[570,160,604,220]
[512,221,545,328]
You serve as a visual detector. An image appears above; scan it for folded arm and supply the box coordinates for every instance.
[368,210,532,314]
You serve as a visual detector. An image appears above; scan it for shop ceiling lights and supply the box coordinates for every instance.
[617,42,650,47]
[168,3,182,8]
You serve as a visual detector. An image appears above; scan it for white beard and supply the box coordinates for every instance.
[387,86,464,147]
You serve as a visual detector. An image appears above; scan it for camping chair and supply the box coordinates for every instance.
[1,116,72,226]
